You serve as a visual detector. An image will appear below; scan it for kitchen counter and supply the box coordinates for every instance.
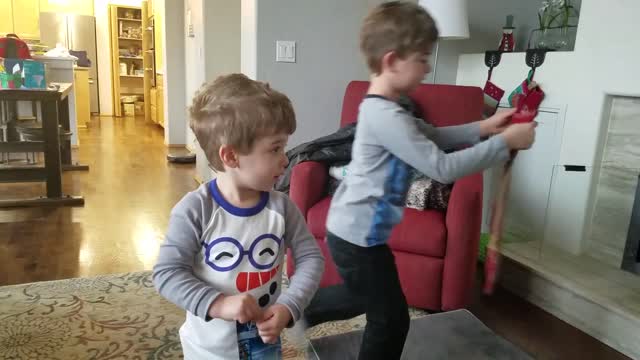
[32,55,78,61]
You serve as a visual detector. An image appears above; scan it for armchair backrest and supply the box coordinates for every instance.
[339,80,484,128]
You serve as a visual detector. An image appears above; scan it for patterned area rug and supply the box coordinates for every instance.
[0,272,428,359]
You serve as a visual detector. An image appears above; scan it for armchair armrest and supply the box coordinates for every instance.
[441,172,483,310]
[289,161,328,217]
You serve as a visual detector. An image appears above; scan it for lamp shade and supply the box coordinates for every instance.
[418,0,470,39]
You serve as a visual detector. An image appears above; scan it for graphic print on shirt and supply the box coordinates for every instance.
[202,233,282,307]
[366,155,411,246]
[193,180,286,308]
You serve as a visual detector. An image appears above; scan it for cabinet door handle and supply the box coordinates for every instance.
[564,165,586,172]
[88,80,95,84]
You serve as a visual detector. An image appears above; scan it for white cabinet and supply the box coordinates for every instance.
[483,107,565,249]
[544,165,592,254]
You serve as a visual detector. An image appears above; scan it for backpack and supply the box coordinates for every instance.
[0,36,32,59]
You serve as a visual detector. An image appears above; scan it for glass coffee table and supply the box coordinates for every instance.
[287,310,533,360]
[281,328,320,359]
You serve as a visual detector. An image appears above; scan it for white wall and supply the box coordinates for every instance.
[94,0,143,116]
[241,0,257,79]
[457,0,640,254]
[162,0,186,145]
[203,1,241,84]
[255,0,383,148]
[184,0,205,152]
[187,0,241,182]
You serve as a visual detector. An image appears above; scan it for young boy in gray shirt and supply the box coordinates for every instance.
[153,74,324,359]
[325,2,537,359]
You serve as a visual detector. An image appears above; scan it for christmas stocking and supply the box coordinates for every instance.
[508,69,534,108]
[482,68,505,118]
[509,69,545,124]
[512,86,545,123]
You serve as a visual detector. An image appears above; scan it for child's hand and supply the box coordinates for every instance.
[502,122,537,150]
[207,293,264,324]
[480,108,517,137]
[255,304,292,344]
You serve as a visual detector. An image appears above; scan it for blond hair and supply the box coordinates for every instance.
[360,1,439,74]
[189,74,296,171]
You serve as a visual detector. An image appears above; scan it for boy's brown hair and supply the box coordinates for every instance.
[360,1,439,74]
[189,73,296,171]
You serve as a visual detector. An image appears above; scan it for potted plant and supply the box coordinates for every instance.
[536,0,580,50]
[552,0,580,49]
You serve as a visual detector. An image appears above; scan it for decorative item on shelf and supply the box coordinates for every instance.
[120,62,127,75]
[498,15,515,52]
[130,28,142,39]
[128,45,140,56]
[553,0,578,49]
[124,10,134,19]
[532,0,579,50]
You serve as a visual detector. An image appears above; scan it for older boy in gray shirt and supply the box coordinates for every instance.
[325,3,536,360]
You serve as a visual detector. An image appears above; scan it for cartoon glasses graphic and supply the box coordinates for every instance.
[203,234,282,272]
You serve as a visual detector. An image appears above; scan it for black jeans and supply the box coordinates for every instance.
[305,232,410,360]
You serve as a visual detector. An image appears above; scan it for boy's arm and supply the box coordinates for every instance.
[414,119,482,150]
[368,109,510,184]
[153,196,221,321]
[277,196,325,325]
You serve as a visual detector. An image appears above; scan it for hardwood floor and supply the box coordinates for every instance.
[469,276,630,360]
[0,116,629,359]
[0,116,196,285]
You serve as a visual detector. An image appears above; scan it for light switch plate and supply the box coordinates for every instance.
[276,41,296,63]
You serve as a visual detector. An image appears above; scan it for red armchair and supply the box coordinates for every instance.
[287,81,485,311]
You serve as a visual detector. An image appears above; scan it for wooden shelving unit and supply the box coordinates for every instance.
[142,2,153,125]
[144,0,163,128]
[109,4,149,117]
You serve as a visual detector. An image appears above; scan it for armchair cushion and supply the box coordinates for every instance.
[308,197,332,240]
[388,208,447,258]
[290,161,328,216]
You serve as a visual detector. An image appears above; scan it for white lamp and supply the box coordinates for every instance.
[418,0,470,82]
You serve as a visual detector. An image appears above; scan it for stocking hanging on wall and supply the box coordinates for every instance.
[482,51,505,118]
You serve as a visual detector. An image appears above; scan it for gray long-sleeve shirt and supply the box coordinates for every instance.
[153,179,324,359]
[326,95,510,247]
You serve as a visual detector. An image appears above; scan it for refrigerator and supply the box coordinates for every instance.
[39,12,100,114]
